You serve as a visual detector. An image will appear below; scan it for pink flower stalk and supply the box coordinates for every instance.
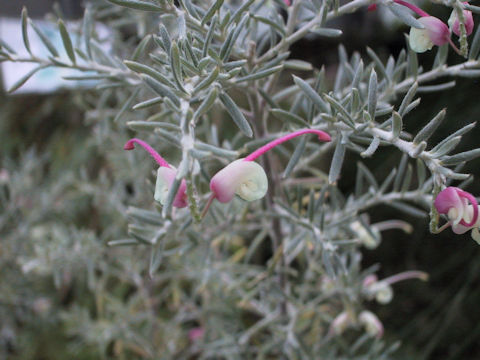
[448,3,474,37]
[384,0,461,54]
[124,138,188,208]
[434,187,480,242]
[204,129,331,214]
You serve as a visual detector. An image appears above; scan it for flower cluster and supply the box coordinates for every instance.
[370,0,474,54]
[434,186,480,243]
[124,129,331,215]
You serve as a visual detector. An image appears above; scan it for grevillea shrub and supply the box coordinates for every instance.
[1,0,480,358]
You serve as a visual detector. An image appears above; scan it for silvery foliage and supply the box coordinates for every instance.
[2,0,480,357]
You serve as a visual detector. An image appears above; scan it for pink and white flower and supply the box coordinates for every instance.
[124,138,188,208]
[434,186,480,242]
[203,129,331,215]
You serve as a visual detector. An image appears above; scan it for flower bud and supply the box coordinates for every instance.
[448,7,474,36]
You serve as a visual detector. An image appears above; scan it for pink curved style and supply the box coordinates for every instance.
[244,129,331,162]
[394,0,429,17]
[124,138,171,168]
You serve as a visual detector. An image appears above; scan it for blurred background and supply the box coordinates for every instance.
[1,1,480,359]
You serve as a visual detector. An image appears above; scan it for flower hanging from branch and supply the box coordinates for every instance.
[202,129,331,216]
[124,138,188,208]
[434,186,480,242]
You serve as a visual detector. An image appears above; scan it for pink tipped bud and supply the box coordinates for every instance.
[188,327,205,342]
[449,6,474,36]
[284,0,292,5]
[367,4,377,12]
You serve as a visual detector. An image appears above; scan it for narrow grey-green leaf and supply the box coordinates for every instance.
[329,137,346,184]
[114,88,140,122]
[360,137,380,158]
[398,82,418,116]
[219,92,253,137]
[162,177,183,218]
[124,60,175,87]
[235,65,283,83]
[442,148,480,166]
[392,111,402,139]
[433,44,448,68]
[170,41,186,92]
[401,164,413,193]
[284,60,313,71]
[228,0,255,27]
[149,238,165,278]
[107,239,139,246]
[131,34,151,61]
[252,14,285,35]
[132,97,163,110]
[193,87,218,120]
[311,28,342,37]
[193,66,219,93]
[21,7,32,55]
[416,158,426,189]
[8,65,47,93]
[82,6,92,59]
[469,20,480,59]
[431,136,461,157]
[283,137,306,178]
[367,69,377,120]
[293,75,329,113]
[393,154,408,191]
[406,35,418,78]
[201,0,224,25]
[324,95,355,128]
[418,81,456,92]
[270,109,309,127]
[144,75,180,106]
[107,0,162,11]
[431,122,476,152]
[58,19,76,64]
[367,47,389,81]
[413,108,445,144]
[220,13,248,61]
[202,15,217,58]
[387,2,425,29]
[389,201,427,218]
[195,142,238,158]
[30,20,59,57]
[159,24,171,53]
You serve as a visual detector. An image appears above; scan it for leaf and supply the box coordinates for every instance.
[387,2,425,29]
[202,15,218,58]
[107,0,163,11]
[270,109,309,127]
[367,70,377,120]
[8,65,47,93]
[442,149,480,166]
[193,87,218,121]
[293,75,329,113]
[469,20,480,59]
[235,65,283,83]
[159,24,171,53]
[329,136,346,184]
[131,34,151,61]
[283,137,307,178]
[170,41,186,92]
[132,97,163,110]
[114,88,140,122]
[144,75,180,106]
[193,66,219,92]
[360,137,380,158]
[391,111,402,139]
[58,20,76,64]
[413,109,445,144]
[219,92,253,137]
[21,7,32,55]
[398,82,418,116]
[201,0,224,26]
[30,20,59,57]
[124,60,175,87]
[220,13,248,61]
[393,154,408,191]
